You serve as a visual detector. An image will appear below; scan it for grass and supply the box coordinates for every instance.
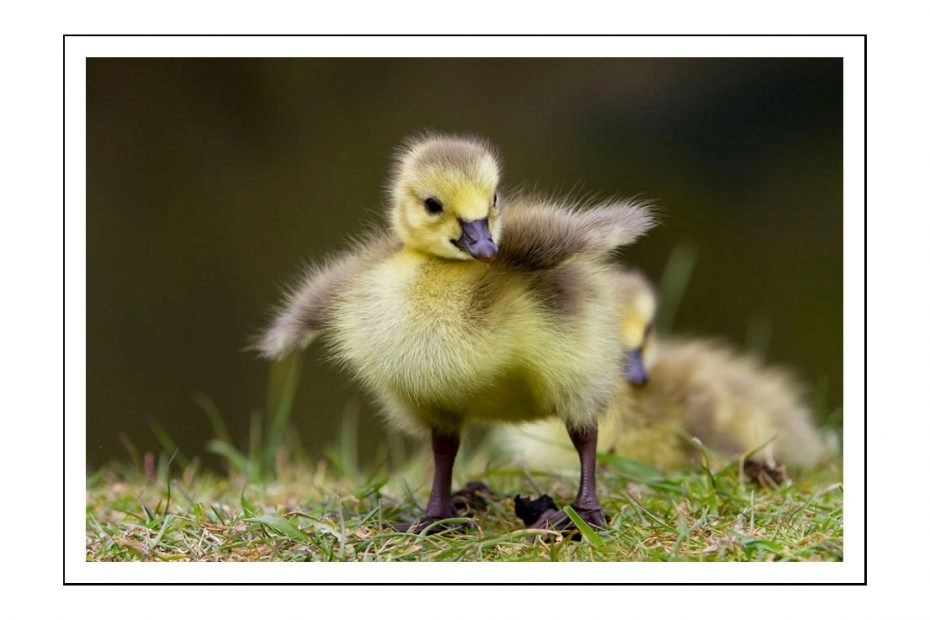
[85,442,843,562]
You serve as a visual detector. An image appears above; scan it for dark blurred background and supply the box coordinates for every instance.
[86,58,842,471]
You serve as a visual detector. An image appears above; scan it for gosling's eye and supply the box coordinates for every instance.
[493,192,498,207]
[424,197,444,215]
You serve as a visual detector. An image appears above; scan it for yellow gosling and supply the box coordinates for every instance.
[258,133,655,532]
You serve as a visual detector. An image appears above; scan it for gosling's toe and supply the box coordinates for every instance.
[515,494,607,534]
[398,511,468,535]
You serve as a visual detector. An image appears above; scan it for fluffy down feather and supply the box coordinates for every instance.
[494,271,826,472]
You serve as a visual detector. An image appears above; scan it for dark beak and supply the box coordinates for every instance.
[625,348,649,386]
[454,218,498,263]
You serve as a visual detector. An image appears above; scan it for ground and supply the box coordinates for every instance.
[85,447,843,562]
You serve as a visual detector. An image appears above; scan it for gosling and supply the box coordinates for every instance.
[258,133,654,532]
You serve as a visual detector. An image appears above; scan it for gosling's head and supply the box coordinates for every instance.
[387,133,502,262]
[615,270,658,386]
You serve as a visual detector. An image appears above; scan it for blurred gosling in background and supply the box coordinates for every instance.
[494,269,827,477]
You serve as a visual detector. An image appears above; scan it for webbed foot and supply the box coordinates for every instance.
[743,459,790,486]
[514,494,607,533]
[530,505,607,532]
[451,481,495,515]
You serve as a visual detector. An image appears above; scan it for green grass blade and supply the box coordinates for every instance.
[656,242,698,332]
[192,392,232,444]
[247,410,263,480]
[264,353,302,477]
[562,505,605,548]
[241,489,259,519]
[146,419,190,470]
[149,515,173,549]
[248,514,308,543]
[117,433,142,477]
[695,439,720,514]
[206,439,252,479]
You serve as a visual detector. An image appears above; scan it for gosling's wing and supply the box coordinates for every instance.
[497,196,655,270]
[254,233,400,360]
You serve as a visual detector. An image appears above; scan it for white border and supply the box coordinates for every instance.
[65,35,864,585]
[68,34,857,58]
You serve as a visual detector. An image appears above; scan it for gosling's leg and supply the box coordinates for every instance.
[406,429,463,534]
[568,425,607,527]
[528,424,607,531]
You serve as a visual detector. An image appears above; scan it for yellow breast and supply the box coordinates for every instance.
[329,250,507,406]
